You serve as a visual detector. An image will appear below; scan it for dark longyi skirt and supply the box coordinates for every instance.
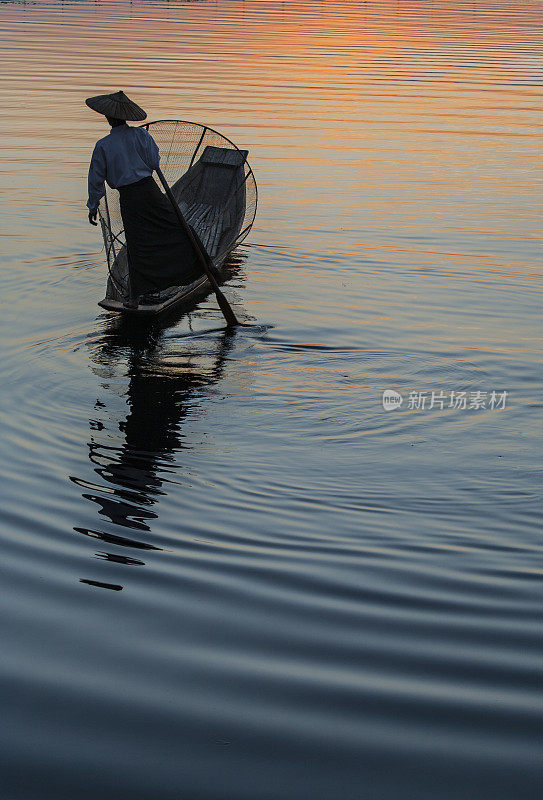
[119,175,205,298]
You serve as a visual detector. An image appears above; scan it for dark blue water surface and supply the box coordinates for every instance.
[1,1,542,798]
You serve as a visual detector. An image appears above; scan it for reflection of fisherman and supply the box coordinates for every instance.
[75,325,235,534]
[85,90,204,308]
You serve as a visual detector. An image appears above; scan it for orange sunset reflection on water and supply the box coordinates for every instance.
[1,0,541,325]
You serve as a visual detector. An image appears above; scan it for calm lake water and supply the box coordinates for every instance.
[1,1,542,798]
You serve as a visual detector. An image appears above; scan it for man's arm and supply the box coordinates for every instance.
[138,127,160,171]
[87,143,107,225]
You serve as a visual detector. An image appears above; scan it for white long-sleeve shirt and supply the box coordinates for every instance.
[87,123,160,212]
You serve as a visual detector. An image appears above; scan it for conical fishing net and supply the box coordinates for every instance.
[98,120,257,302]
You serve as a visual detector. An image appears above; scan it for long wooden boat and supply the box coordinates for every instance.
[97,121,257,317]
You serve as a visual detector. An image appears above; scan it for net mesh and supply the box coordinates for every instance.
[98,120,257,302]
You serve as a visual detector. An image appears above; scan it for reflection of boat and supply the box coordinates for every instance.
[71,304,241,582]
[98,121,257,317]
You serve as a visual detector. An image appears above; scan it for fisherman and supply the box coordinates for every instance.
[86,90,204,308]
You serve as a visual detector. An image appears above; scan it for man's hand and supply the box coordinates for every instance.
[88,210,98,226]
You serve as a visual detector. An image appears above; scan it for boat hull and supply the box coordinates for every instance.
[98,273,212,317]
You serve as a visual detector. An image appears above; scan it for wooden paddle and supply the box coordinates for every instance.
[155,167,239,327]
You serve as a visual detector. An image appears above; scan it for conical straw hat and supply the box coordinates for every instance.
[85,90,147,121]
